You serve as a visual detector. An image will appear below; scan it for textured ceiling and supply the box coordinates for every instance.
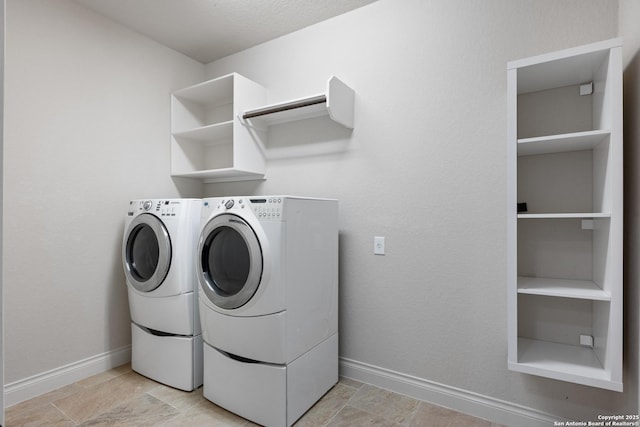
[73,0,378,63]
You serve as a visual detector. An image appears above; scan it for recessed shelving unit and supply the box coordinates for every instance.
[171,73,267,183]
[507,38,623,391]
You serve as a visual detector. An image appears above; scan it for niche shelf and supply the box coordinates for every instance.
[241,76,354,129]
[517,276,611,301]
[507,38,623,392]
[517,129,610,156]
[171,73,267,183]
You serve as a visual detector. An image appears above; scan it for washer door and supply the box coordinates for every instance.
[123,213,171,292]
[198,214,263,310]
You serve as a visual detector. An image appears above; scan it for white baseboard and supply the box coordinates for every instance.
[339,357,560,427]
[4,345,131,407]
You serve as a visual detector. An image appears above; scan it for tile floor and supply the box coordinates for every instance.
[6,364,503,426]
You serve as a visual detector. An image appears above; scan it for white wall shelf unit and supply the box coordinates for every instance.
[241,76,354,129]
[507,38,623,392]
[171,73,267,183]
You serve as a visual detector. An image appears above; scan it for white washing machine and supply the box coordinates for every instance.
[122,198,203,391]
[197,196,338,427]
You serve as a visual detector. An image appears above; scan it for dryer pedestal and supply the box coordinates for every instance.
[203,333,338,427]
[131,323,203,391]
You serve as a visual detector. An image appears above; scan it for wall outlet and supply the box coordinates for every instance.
[374,236,385,255]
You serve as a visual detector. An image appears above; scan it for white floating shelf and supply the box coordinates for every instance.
[517,129,610,156]
[512,338,621,392]
[517,212,611,219]
[171,168,265,183]
[173,121,233,142]
[242,76,354,129]
[517,276,610,301]
[172,75,233,104]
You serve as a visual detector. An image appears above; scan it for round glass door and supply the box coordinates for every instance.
[198,214,262,309]
[123,214,171,292]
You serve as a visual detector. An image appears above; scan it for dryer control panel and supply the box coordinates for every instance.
[205,197,284,221]
[249,197,283,220]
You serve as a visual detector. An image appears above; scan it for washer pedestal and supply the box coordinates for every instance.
[131,323,203,391]
[203,333,338,427]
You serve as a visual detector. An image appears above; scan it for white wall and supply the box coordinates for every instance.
[619,0,640,415]
[1,0,5,421]
[204,0,636,421]
[3,0,203,391]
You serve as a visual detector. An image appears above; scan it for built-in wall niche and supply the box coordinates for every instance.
[517,137,611,215]
[516,294,615,390]
[517,217,611,291]
[507,38,622,391]
[515,45,611,139]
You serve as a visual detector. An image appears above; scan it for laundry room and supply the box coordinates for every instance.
[2,0,640,426]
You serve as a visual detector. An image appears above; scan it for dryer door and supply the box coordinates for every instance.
[123,213,171,292]
[198,213,263,310]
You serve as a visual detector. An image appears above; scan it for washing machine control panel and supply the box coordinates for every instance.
[129,199,181,218]
[156,200,185,218]
[209,198,246,211]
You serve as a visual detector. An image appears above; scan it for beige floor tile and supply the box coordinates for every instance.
[5,402,76,427]
[409,401,492,427]
[338,376,364,389]
[77,393,179,426]
[75,363,132,389]
[327,405,403,427]
[53,371,159,423]
[7,366,504,427]
[6,383,84,416]
[294,383,359,427]
[148,383,207,411]
[349,384,419,424]
[111,363,133,376]
[156,399,250,427]
[77,370,123,388]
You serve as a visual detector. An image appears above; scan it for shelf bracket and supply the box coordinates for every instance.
[580,82,593,96]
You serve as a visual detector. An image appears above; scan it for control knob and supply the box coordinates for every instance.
[225,199,235,209]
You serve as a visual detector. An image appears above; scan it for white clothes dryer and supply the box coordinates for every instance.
[197,196,338,427]
[123,198,203,391]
